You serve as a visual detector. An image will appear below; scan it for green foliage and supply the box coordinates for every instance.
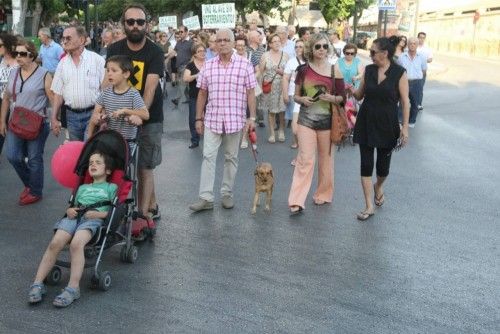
[317,0,375,22]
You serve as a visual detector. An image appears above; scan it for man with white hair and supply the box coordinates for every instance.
[99,28,113,57]
[37,27,64,75]
[276,26,295,58]
[398,37,427,128]
[189,28,257,212]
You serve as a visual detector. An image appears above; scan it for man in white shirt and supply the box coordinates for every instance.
[417,31,433,110]
[330,31,346,61]
[50,25,105,141]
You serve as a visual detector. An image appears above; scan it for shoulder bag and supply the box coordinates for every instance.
[330,65,349,145]
[262,52,283,94]
[8,68,44,140]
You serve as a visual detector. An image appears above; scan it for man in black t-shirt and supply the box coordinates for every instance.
[105,3,165,224]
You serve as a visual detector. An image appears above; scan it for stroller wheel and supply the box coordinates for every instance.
[98,271,112,291]
[45,266,62,285]
[148,228,156,241]
[120,245,138,263]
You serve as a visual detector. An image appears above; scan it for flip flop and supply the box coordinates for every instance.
[374,185,385,207]
[357,211,374,221]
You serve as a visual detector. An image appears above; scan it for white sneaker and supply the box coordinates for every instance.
[240,140,248,149]
[409,123,415,128]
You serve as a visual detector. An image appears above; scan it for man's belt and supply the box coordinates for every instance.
[65,105,94,113]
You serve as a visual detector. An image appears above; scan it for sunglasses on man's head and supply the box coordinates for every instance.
[314,43,329,50]
[125,18,146,27]
[13,51,32,58]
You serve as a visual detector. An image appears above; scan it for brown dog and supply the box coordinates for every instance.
[252,162,274,214]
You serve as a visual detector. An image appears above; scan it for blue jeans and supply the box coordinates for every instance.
[188,97,200,145]
[408,79,423,124]
[66,110,92,141]
[418,73,426,106]
[6,122,50,197]
[285,96,294,121]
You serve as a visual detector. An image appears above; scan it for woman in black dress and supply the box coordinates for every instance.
[349,37,410,220]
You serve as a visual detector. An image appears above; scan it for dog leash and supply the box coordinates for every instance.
[248,128,259,163]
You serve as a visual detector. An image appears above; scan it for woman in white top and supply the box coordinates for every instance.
[282,39,306,153]
[0,33,18,156]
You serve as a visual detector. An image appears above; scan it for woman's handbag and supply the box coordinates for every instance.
[330,65,349,145]
[8,69,44,140]
[261,52,283,94]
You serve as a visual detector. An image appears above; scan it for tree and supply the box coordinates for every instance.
[317,0,355,24]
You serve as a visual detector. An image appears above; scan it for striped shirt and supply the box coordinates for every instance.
[197,52,257,134]
[95,86,145,141]
[51,48,105,109]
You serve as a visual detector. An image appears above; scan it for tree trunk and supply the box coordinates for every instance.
[12,0,29,36]
[32,0,43,33]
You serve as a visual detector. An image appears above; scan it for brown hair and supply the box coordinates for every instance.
[267,33,280,44]
[343,43,358,54]
[16,38,38,60]
[121,3,148,26]
[191,43,205,58]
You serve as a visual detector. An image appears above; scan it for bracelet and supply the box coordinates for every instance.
[248,117,256,121]
[195,119,204,123]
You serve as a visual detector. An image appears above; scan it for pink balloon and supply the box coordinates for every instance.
[51,141,85,189]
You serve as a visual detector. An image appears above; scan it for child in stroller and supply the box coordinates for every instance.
[28,151,117,307]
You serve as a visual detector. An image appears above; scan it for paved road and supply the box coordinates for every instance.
[0,54,498,334]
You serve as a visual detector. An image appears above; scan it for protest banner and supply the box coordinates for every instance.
[183,15,201,31]
[159,16,177,31]
[202,3,236,29]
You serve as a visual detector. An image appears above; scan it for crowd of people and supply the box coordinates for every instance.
[0,3,435,307]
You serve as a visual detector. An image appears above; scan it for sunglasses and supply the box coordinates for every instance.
[216,38,231,43]
[125,18,146,27]
[344,51,356,56]
[369,49,382,57]
[13,51,32,58]
[314,44,329,50]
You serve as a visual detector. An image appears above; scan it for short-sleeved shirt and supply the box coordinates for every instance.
[51,48,105,109]
[197,52,257,134]
[295,64,334,130]
[95,86,146,141]
[284,57,305,96]
[398,52,427,80]
[7,66,50,118]
[75,182,117,212]
[39,40,64,73]
[106,38,165,124]
[185,61,201,99]
[417,45,433,62]
[174,39,193,69]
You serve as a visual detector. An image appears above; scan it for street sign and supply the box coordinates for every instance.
[183,15,201,31]
[159,16,177,31]
[202,3,236,29]
[378,0,396,11]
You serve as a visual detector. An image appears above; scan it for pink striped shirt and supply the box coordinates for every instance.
[197,52,256,134]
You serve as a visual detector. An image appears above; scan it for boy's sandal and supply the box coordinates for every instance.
[28,283,47,304]
[290,206,304,216]
[53,287,80,308]
[357,211,374,221]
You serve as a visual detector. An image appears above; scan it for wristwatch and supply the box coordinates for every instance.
[249,117,256,121]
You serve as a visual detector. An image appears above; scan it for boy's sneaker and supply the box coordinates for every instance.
[149,205,161,221]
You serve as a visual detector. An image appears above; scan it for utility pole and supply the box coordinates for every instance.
[413,0,420,37]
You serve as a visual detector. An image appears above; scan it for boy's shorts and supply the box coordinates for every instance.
[54,217,103,236]
[138,122,163,169]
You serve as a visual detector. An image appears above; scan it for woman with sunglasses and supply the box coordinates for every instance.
[348,37,410,221]
[183,43,206,149]
[0,39,53,205]
[0,32,17,157]
[338,43,363,89]
[259,33,289,143]
[282,39,306,153]
[288,34,346,214]
[393,35,407,61]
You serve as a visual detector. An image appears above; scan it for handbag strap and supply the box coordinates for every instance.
[331,64,336,95]
[267,51,283,84]
[12,68,20,103]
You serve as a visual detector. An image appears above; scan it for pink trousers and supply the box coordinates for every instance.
[288,124,334,209]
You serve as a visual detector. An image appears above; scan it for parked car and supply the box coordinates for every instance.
[355,31,376,49]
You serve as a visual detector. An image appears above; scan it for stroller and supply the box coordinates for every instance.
[44,130,154,291]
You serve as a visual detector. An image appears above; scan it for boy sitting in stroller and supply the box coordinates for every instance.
[28,151,117,307]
